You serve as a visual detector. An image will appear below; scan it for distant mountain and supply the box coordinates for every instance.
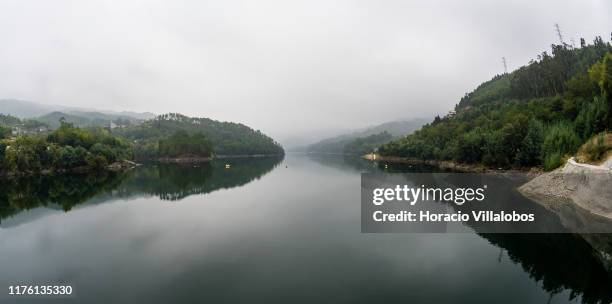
[0,99,155,121]
[35,112,93,129]
[35,111,147,129]
[0,99,63,117]
[302,118,429,154]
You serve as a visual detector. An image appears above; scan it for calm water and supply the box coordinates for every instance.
[0,154,611,303]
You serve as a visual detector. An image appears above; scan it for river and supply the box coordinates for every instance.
[0,153,610,303]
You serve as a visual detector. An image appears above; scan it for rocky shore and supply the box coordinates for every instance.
[518,156,612,220]
[518,156,612,270]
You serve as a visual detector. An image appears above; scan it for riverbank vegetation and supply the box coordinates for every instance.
[0,120,131,175]
[0,112,284,175]
[575,131,612,164]
[379,37,612,171]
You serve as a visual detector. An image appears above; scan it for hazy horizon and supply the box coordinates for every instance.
[1,0,611,144]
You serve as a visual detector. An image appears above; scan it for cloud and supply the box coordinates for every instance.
[0,0,610,144]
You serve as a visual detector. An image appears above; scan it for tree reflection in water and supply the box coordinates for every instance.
[0,156,283,222]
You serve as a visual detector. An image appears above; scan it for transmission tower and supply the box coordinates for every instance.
[554,23,565,45]
[502,57,508,74]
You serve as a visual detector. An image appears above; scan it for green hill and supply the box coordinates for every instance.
[114,113,284,159]
[380,37,612,170]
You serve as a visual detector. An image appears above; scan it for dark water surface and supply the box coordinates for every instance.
[0,154,611,303]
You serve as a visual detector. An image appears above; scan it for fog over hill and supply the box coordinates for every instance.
[1,1,611,141]
[0,99,155,120]
[293,118,429,153]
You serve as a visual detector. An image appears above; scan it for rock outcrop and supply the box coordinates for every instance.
[518,156,612,270]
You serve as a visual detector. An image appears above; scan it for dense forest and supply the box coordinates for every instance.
[158,130,213,158]
[115,113,283,160]
[380,36,612,170]
[0,120,131,174]
[0,111,284,175]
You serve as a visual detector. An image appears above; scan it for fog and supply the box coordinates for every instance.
[0,0,611,145]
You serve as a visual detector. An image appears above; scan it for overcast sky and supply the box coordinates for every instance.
[1,0,611,144]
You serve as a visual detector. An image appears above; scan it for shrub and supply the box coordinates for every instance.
[541,121,581,162]
[544,152,564,171]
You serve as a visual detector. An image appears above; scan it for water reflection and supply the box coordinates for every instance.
[313,154,612,303]
[117,157,283,201]
[482,234,612,304]
[0,153,610,304]
[0,171,126,222]
[304,153,447,173]
[0,156,283,224]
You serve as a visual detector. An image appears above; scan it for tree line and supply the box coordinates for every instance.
[380,36,612,171]
[0,120,131,174]
[1,113,285,175]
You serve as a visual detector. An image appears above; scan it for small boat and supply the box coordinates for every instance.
[225,164,231,169]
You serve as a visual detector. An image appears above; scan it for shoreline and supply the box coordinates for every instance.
[363,154,542,176]
[518,157,612,220]
[0,154,285,178]
[0,159,139,179]
[156,153,284,164]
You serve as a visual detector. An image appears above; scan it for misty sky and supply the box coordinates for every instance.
[1,0,611,144]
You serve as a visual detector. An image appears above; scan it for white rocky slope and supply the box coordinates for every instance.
[518,156,612,269]
[519,156,612,219]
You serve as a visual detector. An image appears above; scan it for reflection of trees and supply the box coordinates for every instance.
[117,156,283,201]
[0,156,284,222]
[305,154,373,172]
[423,173,612,303]
[481,234,612,304]
[366,170,612,303]
[305,153,444,173]
[412,174,612,303]
[0,171,126,222]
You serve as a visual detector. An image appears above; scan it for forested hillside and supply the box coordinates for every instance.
[306,118,428,154]
[0,120,131,175]
[343,132,393,155]
[380,36,612,170]
[114,113,284,159]
[0,110,284,174]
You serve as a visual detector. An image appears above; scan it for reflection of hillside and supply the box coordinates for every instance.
[481,234,612,304]
[365,171,612,303]
[0,156,283,223]
[305,153,444,173]
[0,171,126,223]
[117,156,283,201]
